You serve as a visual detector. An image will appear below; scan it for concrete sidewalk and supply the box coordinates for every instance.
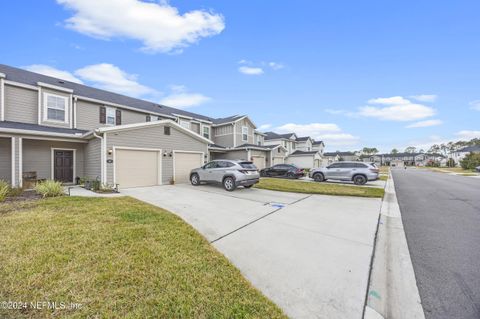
[123,184,382,318]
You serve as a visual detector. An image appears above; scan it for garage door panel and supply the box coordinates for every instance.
[116,149,159,188]
[272,157,284,165]
[252,156,265,170]
[175,152,203,183]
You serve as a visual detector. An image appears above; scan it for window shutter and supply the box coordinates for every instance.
[146,115,151,122]
[99,106,106,124]
[115,110,122,125]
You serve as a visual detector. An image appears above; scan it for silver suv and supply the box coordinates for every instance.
[190,160,260,191]
[309,161,379,185]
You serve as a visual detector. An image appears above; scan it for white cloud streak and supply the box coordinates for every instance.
[238,66,264,75]
[410,94,437,102]
[469,100,480,111]
[275,123,359,146]
[24,64,83,84]
[159,85,210,109]
[359,96,436,121]
[57,0,225,53]
[406,119,443,128]
[455,130,480,140]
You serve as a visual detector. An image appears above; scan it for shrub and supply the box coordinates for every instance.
[35,180,64,198]
[460,152,480,170]
[0,180,10,202]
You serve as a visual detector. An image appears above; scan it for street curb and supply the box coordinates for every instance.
[363,174,425,319]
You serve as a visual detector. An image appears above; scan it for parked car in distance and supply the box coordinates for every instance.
[190,160,260,191]
[260,164,305,179]
[309,161,379,185]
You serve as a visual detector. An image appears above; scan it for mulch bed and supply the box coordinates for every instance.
[4,190,42,203]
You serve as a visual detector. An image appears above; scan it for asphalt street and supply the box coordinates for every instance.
[391,169,480,319]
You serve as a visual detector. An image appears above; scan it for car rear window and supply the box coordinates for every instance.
[239,162,257,169]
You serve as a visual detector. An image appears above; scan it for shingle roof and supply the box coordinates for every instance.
[295,136,311,142]
[289,150,319,156]
[0,64,214,122]
[312,140,324,145]
[458,145,480,153]
[264,131,296,140]
[323,151,356,156]
[234,143,272,150]
[211,115,245,125]
[208,144,226,149]
[0,121,88,135]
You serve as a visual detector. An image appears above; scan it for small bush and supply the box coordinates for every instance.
[35,180,64,198]
[0,180,10,202]
[460,152,480,170]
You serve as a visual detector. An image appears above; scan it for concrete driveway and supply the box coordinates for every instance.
[122,184,382,319]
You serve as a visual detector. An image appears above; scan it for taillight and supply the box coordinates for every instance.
[296,169,303,173]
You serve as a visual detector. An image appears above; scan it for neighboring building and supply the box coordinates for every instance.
[450,145,480,165]
[263,132,298,155]
[311,140,325,154]
[360,154,382,165]
[323,151,359,164]
[296,136,313,151]
[285,150,323,169]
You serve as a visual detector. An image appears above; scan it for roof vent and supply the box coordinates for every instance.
[156,104,163,108]
[58,80,65,84]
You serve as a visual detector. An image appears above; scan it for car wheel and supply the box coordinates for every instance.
[244,185,253,189]
[353,175,367,185]
[223,177,236,191]
[286,172,295,179]
[190,173,200,186]
[313,173,325,182]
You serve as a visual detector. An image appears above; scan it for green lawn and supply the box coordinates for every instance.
[255,178,384,198]
[0,197,285,319]
[379,175,388,181]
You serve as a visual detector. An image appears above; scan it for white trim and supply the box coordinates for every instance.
[113,146,163,186]
[247,149,251,161]
[18,138,22,188]
[242,126,249,142]
[0,134,88,143]
[73,96,77,128]
[75,95,177,120]
[0,77,4,121]
[172,150,205,183]
[43,92,69,124]
[0,128,86,139]
[37,82,73,93]
[37,87,42,124]
[0,73,5,78]
[50,148,76,183]
[11,137,15,187]
[172,113,212,124]
[233,123,237,147]
[95,119,213,144]
[201,124,211,140]
[69,94,73,129]
[4,80,38,91]
[178,119,191,130]
[103,134,107,184]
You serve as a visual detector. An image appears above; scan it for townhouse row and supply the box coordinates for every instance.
[0,64,326,189]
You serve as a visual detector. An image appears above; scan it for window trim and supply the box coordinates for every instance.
[106,107,116,126]
[242,126,248,142]
[43,92,68,123]
[179,120,191,129]
[202,125,210,139]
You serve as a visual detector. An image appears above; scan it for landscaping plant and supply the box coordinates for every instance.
[34,180,64,198]
[0,180,10,202]
[460,152,480,170]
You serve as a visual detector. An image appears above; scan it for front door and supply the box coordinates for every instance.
[54,150,73,183]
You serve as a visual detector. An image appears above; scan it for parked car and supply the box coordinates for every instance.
[476,166,480,172]
[190,160,260,191]
[309,161,379,185]
[260,164,305,179]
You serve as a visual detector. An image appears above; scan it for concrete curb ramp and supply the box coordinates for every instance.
[364,176,425,319]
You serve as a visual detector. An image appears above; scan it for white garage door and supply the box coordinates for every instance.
[252,156,265,169]
[174,152,203,183]
[116,149,160,188]
[272,157,284,165]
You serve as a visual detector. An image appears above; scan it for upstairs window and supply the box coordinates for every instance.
[179,120,191,129]
[242,126,248,141]
[45,93,67,122]
[203,126,210,139]
[106,107,116,125]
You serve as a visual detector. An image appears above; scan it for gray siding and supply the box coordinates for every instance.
[105,124,208,185]
[4,84,38,124]
[84,138,102,180]
[40,88,72,128]
[235,118,255,145]
[191,122,200,134]
[213,150,248,161]
[75,99,148,131]
[22,140,85,180]
[0,138,11,183]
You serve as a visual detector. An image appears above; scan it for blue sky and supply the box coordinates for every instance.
[1,0,479,151]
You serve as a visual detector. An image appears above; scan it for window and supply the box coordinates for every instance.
[217,161,235,168]
[242,126,248,141]
[293,143,296,150]
[204,161,218,169]
[146,115,151,122]
[179,120,191,129]
[45,93,67,122]
[106,107,115,125]
[277,148,281,153]
[203,126,210,139]
[164,126,171,135]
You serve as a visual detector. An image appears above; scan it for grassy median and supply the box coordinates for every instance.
[255,178,384,198]
[0,197,285,319]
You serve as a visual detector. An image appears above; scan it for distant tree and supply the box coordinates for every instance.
[362,147,379,155]
[391,148,399,154]
[428,144,440,154]
[419,149,425,153]
[404,146,416,153]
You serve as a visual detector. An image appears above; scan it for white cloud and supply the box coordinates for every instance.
[410,94,437,102]
[275,123,359,146]
[359,96,436,121]
[57,0,225,53]
[268,62,284,70]
[238,66,264,75]
[406,119,443,128]
[75,63,158,97]
[258,124,272,130]
[469,100,480,111]
[455,130,480,140]
[23,64,83,84]
[159,85,210,109]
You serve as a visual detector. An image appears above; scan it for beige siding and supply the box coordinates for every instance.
[105,124,208,185]
[4,85,38,124]
[84,138,102,180]
[39,88,72,128]
[191,122,200,134]
[75,99,149,131]
[0,138,11,183]
[22,140,85,180]
[235,118,255,145]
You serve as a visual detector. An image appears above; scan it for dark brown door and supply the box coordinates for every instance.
[54,150,74,183]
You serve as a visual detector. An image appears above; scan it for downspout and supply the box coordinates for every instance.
[232,123,236,147]
[93,131,105,185]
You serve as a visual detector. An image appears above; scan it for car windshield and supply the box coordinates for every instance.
[239,162,257,169]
